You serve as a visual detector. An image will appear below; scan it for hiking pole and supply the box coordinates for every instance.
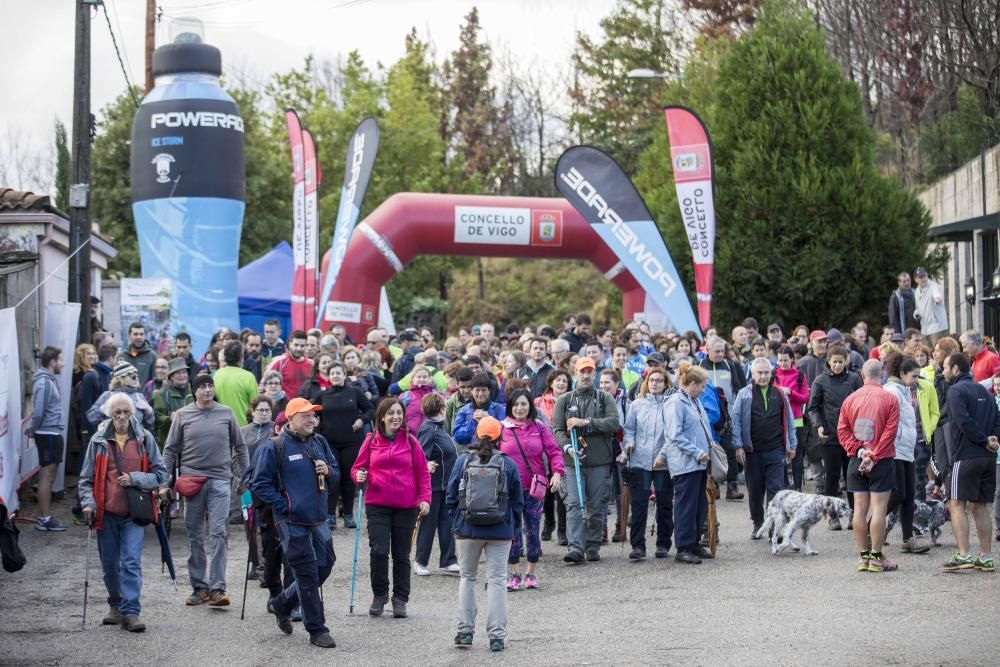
[567,406,587,519]
[240,508,253,620]
[349,473,365,614]
[82,518,94,629]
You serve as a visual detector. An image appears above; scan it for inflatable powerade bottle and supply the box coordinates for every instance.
[130,19,244,356]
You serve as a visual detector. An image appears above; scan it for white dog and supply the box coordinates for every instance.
[755,490,852,556]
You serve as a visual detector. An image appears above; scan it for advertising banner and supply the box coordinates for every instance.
[0,308,22,512]
[286,109,308,332]
[303,128,320,323]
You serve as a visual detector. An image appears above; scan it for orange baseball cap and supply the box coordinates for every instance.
[285,397,322,420]
[476,416,503,441]
[575,356,596,372]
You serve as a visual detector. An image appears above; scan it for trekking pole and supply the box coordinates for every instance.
[240,509,253,620]
[82,517,94,629]
[349,473,365,614]
[567,406,587,519]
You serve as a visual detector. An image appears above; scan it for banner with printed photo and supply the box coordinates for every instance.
[286,109,308,332]
[0,308,23,512]
[43,302,81,494]
[120,278,173,355]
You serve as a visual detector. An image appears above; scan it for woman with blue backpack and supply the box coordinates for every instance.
[447,416,524,653]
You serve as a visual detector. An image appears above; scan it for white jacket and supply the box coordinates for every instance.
[884,380,916,462]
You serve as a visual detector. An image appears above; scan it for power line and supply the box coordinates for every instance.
[108,0,135,77]
[100,1,140,108]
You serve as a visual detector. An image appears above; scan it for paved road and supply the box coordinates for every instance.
[1,485,997,666]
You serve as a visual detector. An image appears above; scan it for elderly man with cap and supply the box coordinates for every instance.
[798,330,829,386]
[252,397,338,648]
[152,358,192,444]
[161,374,248,608]
[766,323,784,344]
[552,356,621,563]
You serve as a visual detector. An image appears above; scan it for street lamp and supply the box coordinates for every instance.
[991,265,1000,296]
[965,277,977,305]
[627,68,678,80]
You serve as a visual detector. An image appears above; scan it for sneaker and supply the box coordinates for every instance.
[391,596,407,618]
[557,532,568,547]
[725,482,744,501]
[490,638,505,652]
[751,523,763,540]
[290,606,303,622]
[691,545,714,560]
[72,515,89,527]
[227,513,243,525]
[326,516,336,530]
[654,546,670,559]
[506,573,522,591]
[585,550,601,562]
[942,553,976,572]
[857,552,871,572]
[563,550,584,564]
[440,563,461,574]
[120,615,146,632]
[866,555,898,572]
[629,548,646,561]
[342,515,356,529]
[309,631,336,648]
[369,596,389,616]
[901,537,930,554]
[523,574,539,589]
[541,525,553,541]
[247,568,259,581]
[413,562,431,576]
[34,516,66,532]
[185,589,210,606]
[675,550,702,565]
[267,598,293,635]
[102,607,123,625]
[974,556,995,572]
[454,632,474,647]
[208,590,230,607]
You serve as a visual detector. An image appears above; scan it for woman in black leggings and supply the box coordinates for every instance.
[319,363,374,528]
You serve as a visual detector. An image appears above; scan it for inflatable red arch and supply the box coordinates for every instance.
[318,192,645,340]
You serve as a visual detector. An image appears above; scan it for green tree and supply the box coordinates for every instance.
[91,89,140,275]
[921,85,1000,182]
[636,0,943,331]
[53,120,70,211]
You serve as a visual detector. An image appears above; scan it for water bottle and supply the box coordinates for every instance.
[130,18,245,356]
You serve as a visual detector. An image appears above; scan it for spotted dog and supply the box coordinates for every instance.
[886,500,949,546]
[755,490,853,556]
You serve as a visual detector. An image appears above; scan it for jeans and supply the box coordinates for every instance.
[456,539,508,641]
[673,470,708,552]
[330,443,360,517]
[886,459,916,541]
[561,464,613,554]
[367,505,417,602]
[273,522,335,636]
[821,444,854,509]
[509,496,544,564]
[97,514,145,617]
[415,490,457,568]
[184,477,231,592]
[628,468,673,552]
[745,448,787,525]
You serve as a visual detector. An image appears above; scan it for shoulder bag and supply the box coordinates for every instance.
[510,427,547,500]
[687,394,728,483]
[109,439,156,526]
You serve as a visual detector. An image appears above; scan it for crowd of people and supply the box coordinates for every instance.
[22,267,999,650]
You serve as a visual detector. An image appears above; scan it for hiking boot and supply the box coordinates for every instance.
[751,523,763,540]
[655,546,670,558]
[901,537,930,554]
[557,532,568,547]
[267,598,293,635]
[857,552,871,572]
[725,483,744,501]
[541,524,553,541]
[34,516,66,532]
[506,573,522,591]
[369,595,389,616]
[585,550,601,562]
[490,638,505,652]
[208,590,231,607]
[102,607,123,625]
[454,632,474,647]
[675,550,702,564]
[413,562,431,576]
[391,596,407,618]
[629,548,646,561]
[523,573,539,589]
[691,545,714,560]
[120,615,145,632]
[866,554,898,572]
[247,568,259,581]
[563,550,584,564]
[612,526,625,543]
[828,515,843,531]
[342,515,356,529]
[309,632,336,648]
[974,556,995,572]
[185,589,210,606]
[942,553,976,572]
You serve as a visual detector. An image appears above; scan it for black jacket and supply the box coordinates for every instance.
[888,288,918,333]
[562,329,586,354]
[319,384,375,447]
[514,361,556,398]
[945,372,1000,463]
[417,418,458,491]
[807,369,862,442]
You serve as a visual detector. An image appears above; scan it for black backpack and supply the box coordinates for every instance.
[0,505,26,573]
[457,453,509,526]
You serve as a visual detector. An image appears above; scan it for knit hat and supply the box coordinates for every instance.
[191,374,215,393]
[112,362,137,380]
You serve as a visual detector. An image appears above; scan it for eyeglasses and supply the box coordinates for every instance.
[253,407,272,413]
[265,380,282,386]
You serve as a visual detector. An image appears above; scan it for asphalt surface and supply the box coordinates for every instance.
[1,481,998,666]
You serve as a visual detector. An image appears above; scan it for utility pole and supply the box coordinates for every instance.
[145,0,156,93]
[69,0,95,344]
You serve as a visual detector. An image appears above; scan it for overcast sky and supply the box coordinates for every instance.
[2,0,623,193]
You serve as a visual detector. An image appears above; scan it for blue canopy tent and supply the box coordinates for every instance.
[237,241,292,336]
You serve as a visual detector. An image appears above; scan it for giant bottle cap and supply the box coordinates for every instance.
[153,17,222,77]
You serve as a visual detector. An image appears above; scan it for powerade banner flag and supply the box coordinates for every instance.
[555,145,700,336]
[302,128,321,321]
[315,117,380,327]
[285,109,308,332]
[664,106,716,330]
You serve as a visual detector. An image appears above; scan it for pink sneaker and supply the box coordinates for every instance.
[506,573,522,591]
[523,574,539,589]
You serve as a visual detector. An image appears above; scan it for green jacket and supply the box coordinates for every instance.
[445,392,471,435]
[552,386,620,468]
[395,365,449,393]
[152,385,193,444]
[916,376,940,441]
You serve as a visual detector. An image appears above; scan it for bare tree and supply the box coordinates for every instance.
[0,126,54,195]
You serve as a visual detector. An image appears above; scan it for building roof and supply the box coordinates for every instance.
[0,188,69,219]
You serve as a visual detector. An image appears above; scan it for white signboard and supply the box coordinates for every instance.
[325,301,362,324]
[44,302,81,494]
[454,206,531,245]
[120,277,173,355]
[0,308,23,512]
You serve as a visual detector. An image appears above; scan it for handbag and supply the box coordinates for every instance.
[510,427,547,500]
[109,439,156,526]
[691,395,729,483]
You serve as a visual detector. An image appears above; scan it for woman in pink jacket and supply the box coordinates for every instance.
[498,389,564,591]
[400,365,436,434]
[352,398,431,619]
[774,345,811,490]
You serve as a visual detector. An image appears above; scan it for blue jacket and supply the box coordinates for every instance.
[446,451,524,540]
[700,379,722,441]
[252,427,339,526]
[658,391,711,477]
[946,372,1000,463]
[452,401,506,446]
[730,383,798,454]
[80,362,112,427]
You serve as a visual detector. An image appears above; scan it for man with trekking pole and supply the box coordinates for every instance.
[553,357,620,564]
[252,397,339,648]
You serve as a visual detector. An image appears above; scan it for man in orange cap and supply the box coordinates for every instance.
[252,397,339,648]
[552,356,620,563]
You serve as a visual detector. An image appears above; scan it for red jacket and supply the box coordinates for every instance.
[836,381,900,461]
[351,429,431,509]
[971,348,1000,383]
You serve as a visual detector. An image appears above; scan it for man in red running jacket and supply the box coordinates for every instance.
[837,359,900,573]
